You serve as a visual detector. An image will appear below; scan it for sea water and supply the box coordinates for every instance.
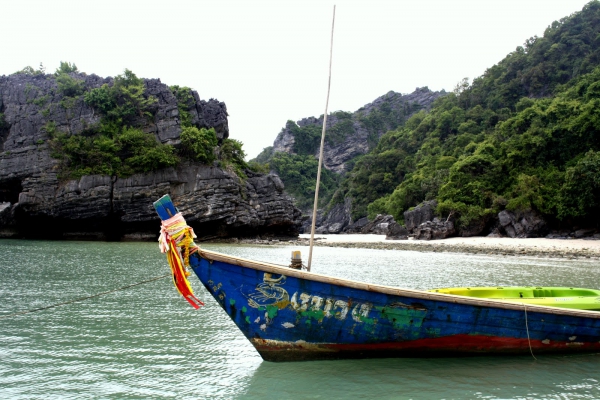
[1,239,599,399]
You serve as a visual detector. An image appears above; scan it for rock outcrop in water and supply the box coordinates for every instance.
[0,72,301,240]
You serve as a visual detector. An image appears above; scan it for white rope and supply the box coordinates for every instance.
[308,5,336,272]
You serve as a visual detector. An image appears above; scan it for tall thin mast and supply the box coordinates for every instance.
[307,5,336,272]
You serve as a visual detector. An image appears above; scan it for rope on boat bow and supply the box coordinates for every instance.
[159,212,204,309]
[0,274,170,320]
[523,304,537,360]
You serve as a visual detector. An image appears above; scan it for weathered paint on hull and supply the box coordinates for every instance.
[189,252,600,362]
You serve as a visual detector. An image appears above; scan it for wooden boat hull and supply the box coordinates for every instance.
[154,194,600,361]
[189,249,600,362]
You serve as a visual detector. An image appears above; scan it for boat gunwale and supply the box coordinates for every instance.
[197,248,600,319]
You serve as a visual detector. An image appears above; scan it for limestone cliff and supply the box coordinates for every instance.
[265,87,445,233]
[272,87,444,173]
[0,72,301,240]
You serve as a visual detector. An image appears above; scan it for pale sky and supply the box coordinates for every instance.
[1,0,591,159]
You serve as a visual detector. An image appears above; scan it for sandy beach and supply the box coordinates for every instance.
[293,234,600,260]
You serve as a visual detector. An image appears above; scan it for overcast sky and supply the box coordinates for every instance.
[1,0,591,159]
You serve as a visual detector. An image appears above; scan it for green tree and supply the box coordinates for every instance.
[170,85,195,128]
[179,127,218,164]
[56,73,85,97]
[54,61,78,75]
[288,121,321,155]
[558,151,600,219]
[270,153,339,211]
[337,2,600,229]
[219,138,248,176]
[84,69,157,123]
[12,65,44,76]
[49,127,178,178]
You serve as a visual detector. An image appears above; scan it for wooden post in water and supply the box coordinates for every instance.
[308,5,336,272]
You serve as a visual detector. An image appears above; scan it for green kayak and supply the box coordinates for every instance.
[428,286,600,311]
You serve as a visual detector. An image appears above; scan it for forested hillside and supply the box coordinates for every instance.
[327,0,600,235]
[253,88,444,211]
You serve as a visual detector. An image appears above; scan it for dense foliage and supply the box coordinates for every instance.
[219,138,248,177]
[46,69,178,178]
[348,1,600,229]
[84,69,157,124]
[269,152,340,211]
[253,94,427,212]
[170,85,195,128]
[49,126,178,178]
[37,67,249,179]
[286,121,322,155]
[179,127,218,164]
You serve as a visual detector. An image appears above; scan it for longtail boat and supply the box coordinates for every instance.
[154,194,600,362]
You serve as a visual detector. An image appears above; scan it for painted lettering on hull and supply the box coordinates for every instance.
[239,274,428,333]
[289,292,371,322]
[240,274,375,327]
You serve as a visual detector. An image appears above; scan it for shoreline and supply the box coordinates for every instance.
[227,234,600,260]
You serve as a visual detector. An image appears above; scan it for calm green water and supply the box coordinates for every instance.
[1,239,600,399]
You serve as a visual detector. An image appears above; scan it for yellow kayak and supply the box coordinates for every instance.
[428,286,600,311]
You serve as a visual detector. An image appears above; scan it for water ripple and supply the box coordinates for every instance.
[1,240,599,399]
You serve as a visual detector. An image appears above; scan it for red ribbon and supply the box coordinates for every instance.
[166,237,204,309]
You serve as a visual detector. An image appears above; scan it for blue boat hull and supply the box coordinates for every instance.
[189,250,600,362]
[153,194,600,361]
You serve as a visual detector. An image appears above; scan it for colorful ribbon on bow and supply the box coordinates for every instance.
[159,212,204,309]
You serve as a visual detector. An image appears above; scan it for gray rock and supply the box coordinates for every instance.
[486,228,503,238]
[360,214,395,235]
[0,202,12,225]
[404,200,437,232]
[414,220,455,240]
[386,222,409,240]
[301,210,323,234]
[344,217,369,233]
[0,202,17,238]
[317,197,353,234]
[574,228,596,238]
[498,209,548,238]
[266,88,445,233]
[458,215,489,237]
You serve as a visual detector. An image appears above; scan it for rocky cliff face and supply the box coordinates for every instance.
[272,87,445,173]
[267,87,445,235]
[0,72,301,240]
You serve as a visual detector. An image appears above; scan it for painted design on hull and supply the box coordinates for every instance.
[192,255,600,361]
[377,302,428,339]
[239,272,381,329]
[242,273,290,309]
[204,268,434,345]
